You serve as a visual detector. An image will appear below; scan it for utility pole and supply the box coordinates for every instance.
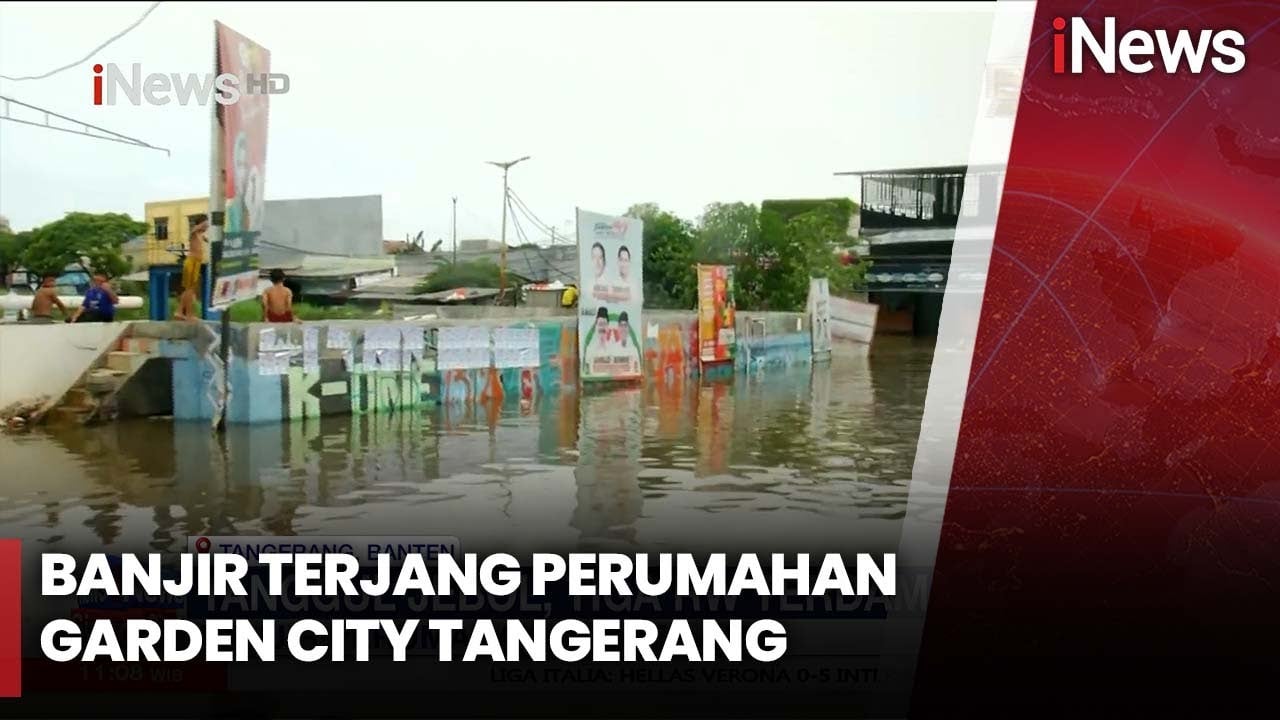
[451,196,458,265]
[485,155,531,299]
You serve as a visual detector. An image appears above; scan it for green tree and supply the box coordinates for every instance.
[0,229,31,287]
[20,212,144,278]
[735,201,865,311]
[696,202,758,264]
[416,258,529,293]
[626,203,696,309]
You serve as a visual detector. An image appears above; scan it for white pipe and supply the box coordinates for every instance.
[0,294,145,311]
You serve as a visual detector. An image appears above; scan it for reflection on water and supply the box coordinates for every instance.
[0,338,934,554]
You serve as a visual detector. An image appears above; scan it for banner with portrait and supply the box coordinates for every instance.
[210,21,267,307]
[697,264,736,365]
[577,209,644,382]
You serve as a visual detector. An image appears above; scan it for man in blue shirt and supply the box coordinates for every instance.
[70,273,119,323]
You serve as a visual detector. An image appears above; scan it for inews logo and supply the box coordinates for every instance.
[92,63,289,106]
[1051,16,1246,74]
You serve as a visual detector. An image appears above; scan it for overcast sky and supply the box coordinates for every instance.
[0,1,1001,244]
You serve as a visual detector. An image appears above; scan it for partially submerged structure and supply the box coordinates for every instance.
[836,164,1004,335]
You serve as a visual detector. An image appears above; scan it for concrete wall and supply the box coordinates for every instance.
[0,323,128,410]
[184,310,813,425]
[36,310,814,425]
[259,195,384,267]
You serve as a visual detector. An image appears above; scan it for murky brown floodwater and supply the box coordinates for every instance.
[0,338,933,555]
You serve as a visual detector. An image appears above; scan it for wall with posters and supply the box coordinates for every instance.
[577,209,644,381]
[213,320,577,424]
[143,310,812,425]
[697,265,737,365]
[211,21,268,307]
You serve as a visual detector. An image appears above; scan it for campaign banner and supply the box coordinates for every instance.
[577,209,644,381]
[697,265,736,365]
[211,21,267,307]
[808,278,832,356]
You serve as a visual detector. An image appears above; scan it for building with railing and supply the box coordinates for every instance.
[837,164,1004,335]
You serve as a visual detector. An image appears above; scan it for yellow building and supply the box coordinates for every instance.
[142,197,210,267]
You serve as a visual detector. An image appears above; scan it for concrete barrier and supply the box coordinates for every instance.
[0,323,129,411]
[0,294,144,311]
[2,310,814,426]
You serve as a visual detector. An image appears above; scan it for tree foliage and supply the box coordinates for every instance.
[0,229,31,286]
[620,199,866,312]
[19,212,144,278]
[697,202,758,265]
[416,258,529,293]
[626,203,696,309]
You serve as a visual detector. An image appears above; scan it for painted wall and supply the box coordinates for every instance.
[0,323,127,410]
[155,311,811,425]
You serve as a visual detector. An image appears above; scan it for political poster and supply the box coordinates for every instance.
[577,209,644,381]
[210,21,267,307]
[697,264,736,365]
[808,278,833,357]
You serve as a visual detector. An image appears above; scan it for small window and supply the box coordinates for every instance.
[187,214,205,230]
[155,217,169,241]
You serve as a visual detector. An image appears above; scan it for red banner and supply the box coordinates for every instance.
[696,265,736,365]
[213,21,269,306]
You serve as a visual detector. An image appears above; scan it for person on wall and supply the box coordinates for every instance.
[28,275,68,323]
[174,281,199,322]
[261,269,297,323]
[69,273,118,323]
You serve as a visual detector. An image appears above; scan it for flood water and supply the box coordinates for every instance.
[0,337,934,556]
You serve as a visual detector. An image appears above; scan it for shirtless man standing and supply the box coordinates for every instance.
[261,269,296,322]
[28,275,68,323]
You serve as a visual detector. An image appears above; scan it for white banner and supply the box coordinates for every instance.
[577,209,644,381]
[808,278,833,355]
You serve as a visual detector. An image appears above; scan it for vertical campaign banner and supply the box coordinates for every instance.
[577,209,644,381]
[808,278,832,356]
[697,264,736,365]
[211,21,267,307]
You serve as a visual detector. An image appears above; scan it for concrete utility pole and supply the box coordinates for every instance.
[451,196,458,265]
[485,155,531,297]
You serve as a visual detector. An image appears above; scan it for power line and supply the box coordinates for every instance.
[0,2,165,82]
[506,187,560,242]
[505,196,575,283]
[0,94,169,154]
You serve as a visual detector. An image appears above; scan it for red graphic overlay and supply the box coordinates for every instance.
[0,540,19,697]
[916,0,1280,713]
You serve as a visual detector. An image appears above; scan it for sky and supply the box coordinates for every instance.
[0,1,1002,245]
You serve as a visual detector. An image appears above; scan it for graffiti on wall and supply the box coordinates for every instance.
[269,322,577,425]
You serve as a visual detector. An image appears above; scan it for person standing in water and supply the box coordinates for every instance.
[261,269,296,322]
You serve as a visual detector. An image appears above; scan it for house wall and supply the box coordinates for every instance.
[257,195,384,267]
[143,197,210,267]
[141,194,384,270]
